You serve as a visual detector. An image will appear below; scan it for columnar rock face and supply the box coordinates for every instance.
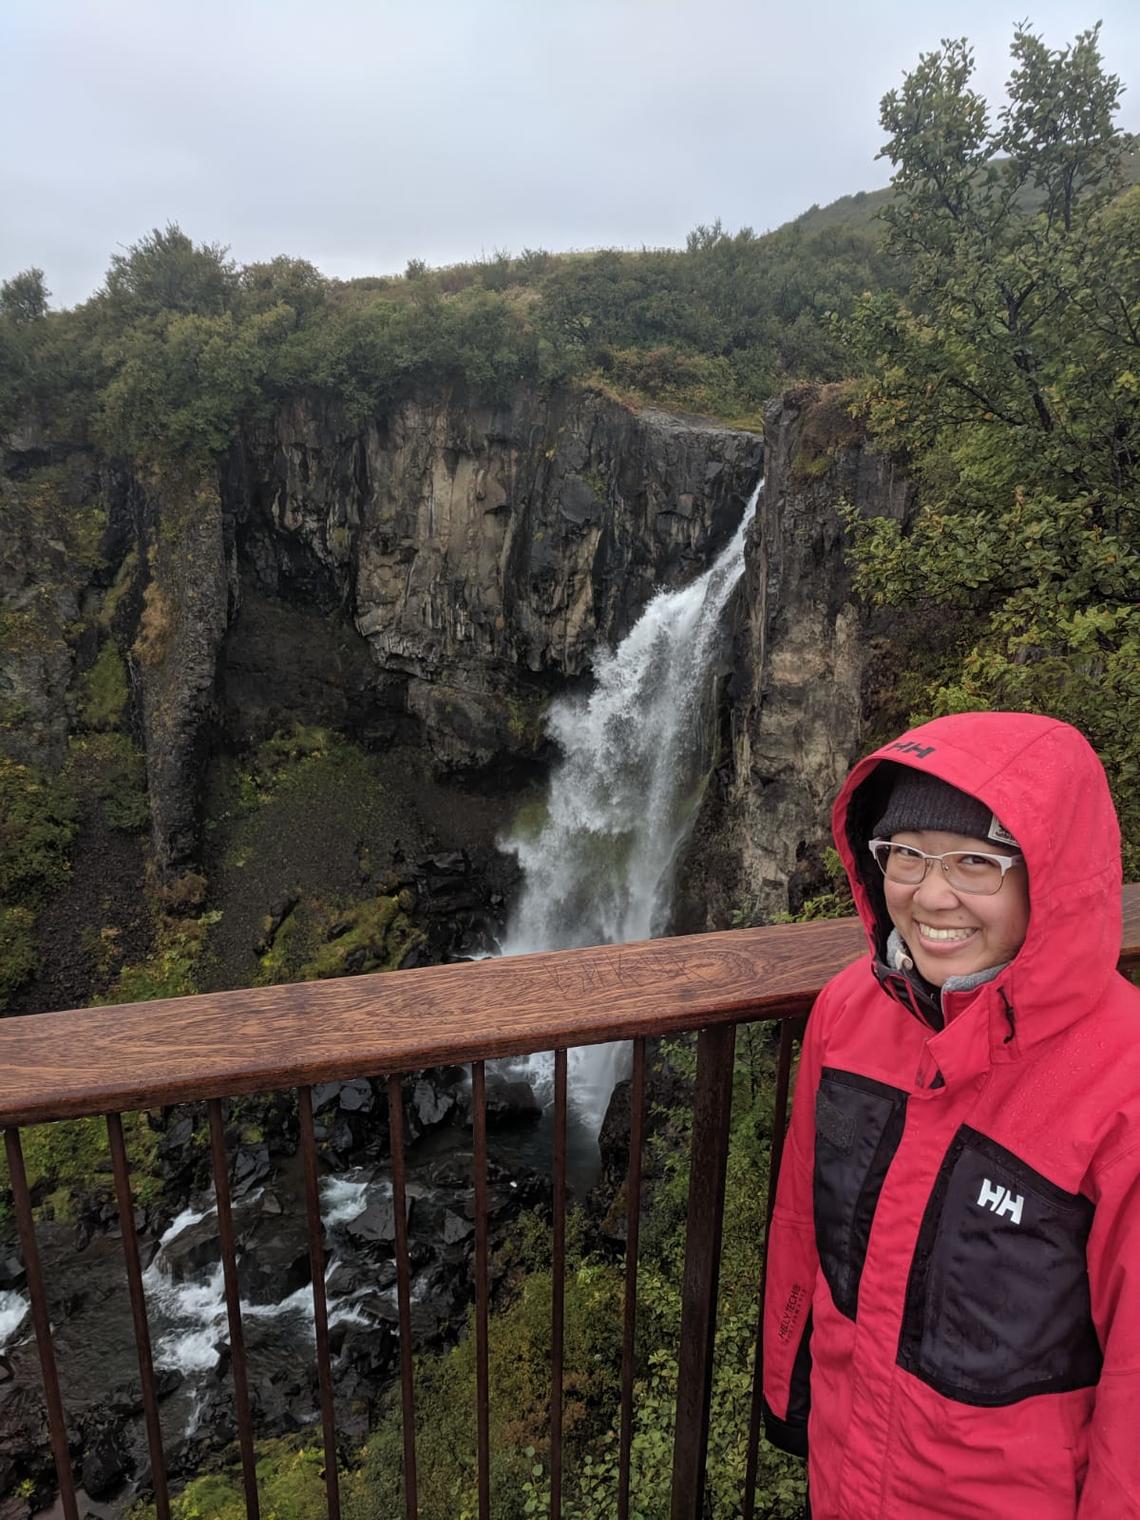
[136,481,236,874]
[674,384,915,930]
[233,389,762,771]
[128,387,760,871]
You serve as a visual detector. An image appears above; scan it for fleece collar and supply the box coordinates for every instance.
[885,928,1009,1015]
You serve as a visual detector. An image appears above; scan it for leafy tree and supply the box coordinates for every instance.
[846,24,1140,869]
[103,224,237,320]
[96,304,293,473]
[238,256,327,326]
[0,268,49,324]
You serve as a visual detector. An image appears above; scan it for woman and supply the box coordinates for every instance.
[762,711,1140,1518]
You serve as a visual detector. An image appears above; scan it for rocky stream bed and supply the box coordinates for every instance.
[0,1063,577,1516]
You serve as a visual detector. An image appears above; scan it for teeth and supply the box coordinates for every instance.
[918,924,975,942]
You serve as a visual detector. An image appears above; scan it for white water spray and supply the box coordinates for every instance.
[0,1288,28,1351]
[500,480,761,1129]
[140,1178,376,1383]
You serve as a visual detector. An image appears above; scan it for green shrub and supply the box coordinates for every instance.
[131,1438,328,1520]
[0,903,36,1005]
[1,1109,161,1220]
[0,755,77,904]
[101,913,214,1004]
[79,642,128,729]
[66,733,150,832]
[346,1255,625,1520]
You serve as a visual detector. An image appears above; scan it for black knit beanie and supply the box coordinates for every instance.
[872,770,1019,848]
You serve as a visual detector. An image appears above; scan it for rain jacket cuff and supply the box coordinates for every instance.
[761,1396,809,1460]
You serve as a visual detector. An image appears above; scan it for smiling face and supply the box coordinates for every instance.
[883,829,1031,987]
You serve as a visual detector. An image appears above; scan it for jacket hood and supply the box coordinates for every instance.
[833,712,1123,1052]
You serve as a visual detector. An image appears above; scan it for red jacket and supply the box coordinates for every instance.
[762,712,1140,1518]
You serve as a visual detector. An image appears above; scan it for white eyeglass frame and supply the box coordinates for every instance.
[867,838,1024,896]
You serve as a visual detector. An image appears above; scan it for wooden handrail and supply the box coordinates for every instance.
[2,884,1138,1128]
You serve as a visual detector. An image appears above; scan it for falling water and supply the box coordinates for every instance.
[499,478,761,1131]
[0,1288,28,1351]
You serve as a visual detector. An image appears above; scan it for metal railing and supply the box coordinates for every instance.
[3,887,1138,1520]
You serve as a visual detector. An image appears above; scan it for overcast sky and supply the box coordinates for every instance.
[3,0,1138,309]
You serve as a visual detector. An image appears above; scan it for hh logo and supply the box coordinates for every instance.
[976,1177,1024,1225]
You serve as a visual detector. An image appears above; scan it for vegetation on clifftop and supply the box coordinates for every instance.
[0,205,903,475]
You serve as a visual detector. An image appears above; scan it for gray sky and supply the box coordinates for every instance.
[3,0,1138,309]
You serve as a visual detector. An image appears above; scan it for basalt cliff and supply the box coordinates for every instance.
[3,387,762,878]
[675,383,916,930]
[2,380,915,927]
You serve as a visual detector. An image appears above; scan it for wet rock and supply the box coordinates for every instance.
[483,1074,542,1126]
[423,850,468,876]
[427,1153,475,1188]
[232,1141,271,1197]
[0,1383,54,1507]
[442,1210,474,1245]
[240,1235,311,1305]
[335,1321,396,1383]
[105,1368,182,1416]
[326,1258,396,1299]
[311,1082,342,1113]
[162,1114,195,1150]
[155,1110,209,1197]
[161,1215,220,1281]
[0,1258,26,1291]
[337,1079,374,1113]
[81,1427,130,1498]
[344,1195,414,1248]
[411,1076,456,1130]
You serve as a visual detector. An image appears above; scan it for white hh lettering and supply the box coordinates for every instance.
[977,1177,1005,1211]
[996,1189,1024,1224]
[976,1177,1024,1225]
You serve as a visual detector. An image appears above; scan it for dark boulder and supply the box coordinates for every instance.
[343,1195,413,1248]
[81,1427,130,1498]
[337,1078,374,1113]
[0,1259,26,1291]
[239,1235,311,1305]
[411,1075,457,1130]
[442,1210,474,1246]
[160,1215,220,1281]
[231,1141,271,1197]
[483,1074,542,1126]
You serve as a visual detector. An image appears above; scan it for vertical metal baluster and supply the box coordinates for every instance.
[742,1017,798,1520]
[617,1038,647,1520]
[105,1113,170,1520]
[298,1087,341,1520]
[620,1039,647,1520]
[207,1098,260,1520]
[670,1024,736,1520]
[472,1061,491,1520]
[550,1048,567,1520]
[3,1127,78,1520]
[387,1074,418,1520]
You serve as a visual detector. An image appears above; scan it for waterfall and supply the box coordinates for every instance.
[499,478,761,1131]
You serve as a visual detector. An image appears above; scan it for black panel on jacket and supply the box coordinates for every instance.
[898,1125,1102,1405]
[762,1396,809,1460]
[787,1311,813,1425]
[813,1068,908,1320]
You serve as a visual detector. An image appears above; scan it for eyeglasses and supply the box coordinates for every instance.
[868,839,1024,896]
